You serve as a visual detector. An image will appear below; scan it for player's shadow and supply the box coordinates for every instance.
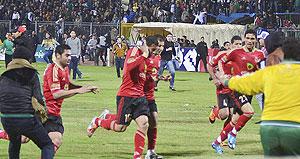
[159,150,205,157]
[176,78,191,81]
[76,79,96,82]
[175,89,191,92]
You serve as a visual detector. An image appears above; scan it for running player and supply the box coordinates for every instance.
[208,36,243,125]
[144,36,166,159]
[43,44,97,155]
[87,36,160,159]
[212,29,264,153]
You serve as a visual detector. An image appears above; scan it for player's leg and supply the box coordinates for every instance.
[132,97,150,159]
[87,96,132,137]
[48,132,62,154]
[228,93,254,149]
[43,115,64,154]
[209,94,230,123]
[145,101,163,159]
[134,115,149,159]
[0,128,9,140]
[211,95,240,154]
[21,136,30,143]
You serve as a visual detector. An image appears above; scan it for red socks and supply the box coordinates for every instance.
[147,128,157,150]
[0,130,9,140]
[105,114,117,120]
[231,113,253,136]
[134,130,146,159]
[214,121,234,145]
[99,118,114,130]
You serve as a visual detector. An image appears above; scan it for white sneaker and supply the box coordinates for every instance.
[99,109,109,119]
[145,150,163,159]
[87,117,99,138]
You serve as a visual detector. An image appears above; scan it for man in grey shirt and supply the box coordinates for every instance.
[66,30,82,80]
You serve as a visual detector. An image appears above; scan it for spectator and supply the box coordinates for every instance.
[42,32,59,64]
[1,33,14,67]
[66,30,82,80]
[0,46,54,159]
[195,37,208,72]
[112,37,128,78]
[157,34,176,91]
[87,34,97,63]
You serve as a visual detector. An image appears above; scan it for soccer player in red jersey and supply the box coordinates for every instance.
[43,44,97,155]
[208,36,243,125]
[87,36,160,159]
[212,30,264,153]
[144,37,166,159]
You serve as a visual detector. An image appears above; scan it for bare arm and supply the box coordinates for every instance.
[52,85,98,99]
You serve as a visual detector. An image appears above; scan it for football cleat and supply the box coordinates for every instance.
[227,133,236,149]
[208,106,219,124]
[211,142,223,154]
[99,109,109,119]
[145,151,163,159]
[87,117,99,138]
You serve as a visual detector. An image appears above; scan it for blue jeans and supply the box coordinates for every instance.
[1,117,54,159]
[43,50,53,64]
[69,56,81,80]
[158,60,175,88]
[115,57,125,77]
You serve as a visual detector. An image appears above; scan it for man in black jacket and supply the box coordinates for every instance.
[158,34,176,91]
[195,36,208,72]
[0,46,54,159]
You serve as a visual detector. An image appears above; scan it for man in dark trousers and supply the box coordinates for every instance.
[0,46,54,159]
[195,36,208,72]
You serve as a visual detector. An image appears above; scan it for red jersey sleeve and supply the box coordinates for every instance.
[126,47,146,71]
[47,65,62,94]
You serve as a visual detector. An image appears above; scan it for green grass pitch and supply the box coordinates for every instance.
[0,62,263,158]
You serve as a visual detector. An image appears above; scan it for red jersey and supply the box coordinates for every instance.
[221,48,260,75]
[209,51,235,94]
[117,47,147,97]
[250,49,265,63]
[43,63,70,116]
[144,54,161,101]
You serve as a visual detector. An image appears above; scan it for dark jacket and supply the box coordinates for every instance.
[161,41,176,61]
[0,59,44,115]
[196,41,208,57]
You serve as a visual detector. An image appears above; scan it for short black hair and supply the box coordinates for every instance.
[146,36,158,46]
[231,36,242,44]
[55,44,71,55]
[201,36,204,39]
[223,41,230,46]
[244,29,257,38]
[282,38,300,61]
[154,34,165,42]
[265,31,284,54]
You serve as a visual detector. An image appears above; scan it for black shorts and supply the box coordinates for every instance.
[217,93,235,109]
[148,100,158,113]
[231,91,252,109]
[116,96,150,126]
[43,115,64,134]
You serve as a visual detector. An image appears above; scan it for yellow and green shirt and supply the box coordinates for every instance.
[228,63,300,123]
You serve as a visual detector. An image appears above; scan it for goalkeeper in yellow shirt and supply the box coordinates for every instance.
[216,38,300,156]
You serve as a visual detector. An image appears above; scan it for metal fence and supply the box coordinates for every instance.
[0,20,119,42]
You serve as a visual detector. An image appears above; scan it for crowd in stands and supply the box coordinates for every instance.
[0,0,298,25]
